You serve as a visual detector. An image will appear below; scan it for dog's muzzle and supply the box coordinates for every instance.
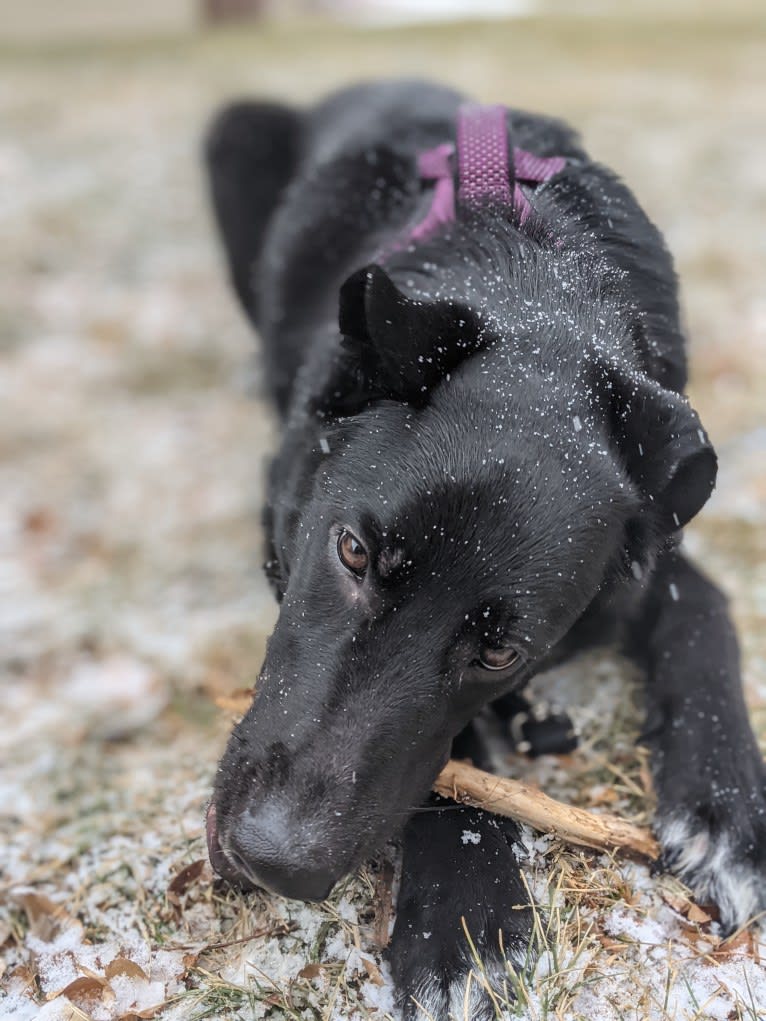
[206,801,338,902]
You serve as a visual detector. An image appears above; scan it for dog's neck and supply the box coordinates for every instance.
[384,212,633,378]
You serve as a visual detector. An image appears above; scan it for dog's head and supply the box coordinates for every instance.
[209,260,716,900]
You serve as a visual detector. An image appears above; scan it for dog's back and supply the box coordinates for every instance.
[208,80,685,413]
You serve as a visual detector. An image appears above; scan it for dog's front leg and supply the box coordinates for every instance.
[388,796,532,1021]
[634,548,765,931]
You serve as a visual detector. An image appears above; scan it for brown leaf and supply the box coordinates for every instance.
[119,1005,168,1021]
[298,962,325,980]
[7,963,35,985]
[51,975,114,1010]
[660,887,712,926]
[23,507,56,535]
[660,889,688,915]
[712,928,753,960]
[105,962,168,1020]
[167,859,206,900]
[105,958,150,982]
[214,688,255,713]
[686,902,712,925]
[15,891,81,943]
[361,956,385,987]
[596,935,626,953]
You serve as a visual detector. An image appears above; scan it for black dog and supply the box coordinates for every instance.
[203,81,765,1018]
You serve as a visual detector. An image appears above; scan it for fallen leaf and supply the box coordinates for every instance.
[213,688,255,713]
[661,889,688,915]
[14,891,81,943]
[660,887,712,926]
[22,507,56,535]
[7,963,35,985]
[167,859,206,900]
[119,1005,168,1021]
[105,958,150,982]
[50,975,114,1011]
[686,903,712,925]
[712,928,753,959]
[361,957,385,987]
[298,962,325,980]
[596,935,626,953]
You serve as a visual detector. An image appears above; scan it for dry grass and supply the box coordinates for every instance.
[1,6,765,1020]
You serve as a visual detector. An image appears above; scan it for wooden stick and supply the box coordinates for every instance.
[434,759,659,861]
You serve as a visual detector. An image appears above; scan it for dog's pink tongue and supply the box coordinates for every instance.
[206,803,227,877]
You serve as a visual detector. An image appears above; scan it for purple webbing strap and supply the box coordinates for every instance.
[512,147,566,225]
[402,103,567,248]
[456,103,513,208]
[412,142,455,242]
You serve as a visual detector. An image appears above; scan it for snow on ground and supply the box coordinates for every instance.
[1,8,765,1021]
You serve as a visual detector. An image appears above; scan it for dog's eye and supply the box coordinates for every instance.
[478,647,519,671]
[338,530,368,577]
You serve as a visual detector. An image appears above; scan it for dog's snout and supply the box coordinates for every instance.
[224,802,337,902]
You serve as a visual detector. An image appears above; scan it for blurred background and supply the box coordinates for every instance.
[1,2,765,1019]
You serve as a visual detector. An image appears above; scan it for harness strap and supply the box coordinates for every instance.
[411,142,455,242]
[456,103,513,208]
[407,102,566,245]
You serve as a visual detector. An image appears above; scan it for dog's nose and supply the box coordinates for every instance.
[224,803,337,902]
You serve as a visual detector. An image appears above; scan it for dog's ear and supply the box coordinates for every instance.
[597,361,717,530]
[316,264,483,414]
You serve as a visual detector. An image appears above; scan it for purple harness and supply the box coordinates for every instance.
[406,103,566,245]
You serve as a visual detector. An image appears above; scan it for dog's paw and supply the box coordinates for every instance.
[389,805,534,1020]
[395,947,521,1021]
[389,840,532,1017]
[655,783,766,932]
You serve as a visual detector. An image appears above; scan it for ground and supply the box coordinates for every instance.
[1,7,765,1021]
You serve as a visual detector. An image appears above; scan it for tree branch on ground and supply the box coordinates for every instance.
[434,759,659,860]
